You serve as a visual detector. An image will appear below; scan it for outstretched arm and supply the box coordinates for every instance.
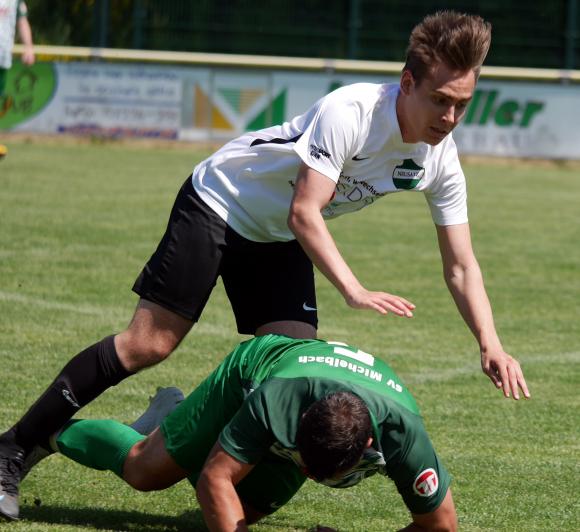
[400,489,457,531]
[288,162,415,317]
[436,223,530,399]
[196,442,255,532]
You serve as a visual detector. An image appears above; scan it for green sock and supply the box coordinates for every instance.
[56,419,145,478]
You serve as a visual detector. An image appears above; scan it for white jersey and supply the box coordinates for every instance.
[0,0,25,69]
[192,83,467,242]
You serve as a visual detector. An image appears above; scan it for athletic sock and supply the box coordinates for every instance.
[56,419,145,478]
[9,336,134,453]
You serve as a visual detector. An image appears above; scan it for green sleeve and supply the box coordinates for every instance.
[219,378,308,464]
[384,418,451,514]
[219,386,276,464]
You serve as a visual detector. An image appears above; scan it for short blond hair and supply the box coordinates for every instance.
[404,11,492,83]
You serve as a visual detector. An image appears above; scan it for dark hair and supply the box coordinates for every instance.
[403,10,492,84]
[296,392,372,481]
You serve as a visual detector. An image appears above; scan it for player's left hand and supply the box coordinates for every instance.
[481,348,530,400]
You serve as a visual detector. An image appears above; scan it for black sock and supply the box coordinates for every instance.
[8,335,133,453]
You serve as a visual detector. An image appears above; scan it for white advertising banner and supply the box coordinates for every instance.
[1,60,579,159]
[453,81,580,159]
[54,63,183,138]
[2,62,183,139]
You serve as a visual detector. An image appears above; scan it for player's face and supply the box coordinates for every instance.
[398,62,476,145]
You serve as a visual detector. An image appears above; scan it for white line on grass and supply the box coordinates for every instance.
[406,351,579,384]
[0,290,119,316]
[0,290,234,336]
[2,291,578,369]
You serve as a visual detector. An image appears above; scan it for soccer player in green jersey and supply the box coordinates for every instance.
[36,335,457,531]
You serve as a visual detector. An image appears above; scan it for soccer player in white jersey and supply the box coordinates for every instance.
[0,10,529,521]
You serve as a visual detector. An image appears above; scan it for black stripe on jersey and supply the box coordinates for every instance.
[250,134,302,147]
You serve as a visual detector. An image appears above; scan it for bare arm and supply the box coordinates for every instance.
[436,223,530,399]
[399,489,457,532]
[196,442,255,532]
[288,162,415,317]
[17,15,34,65]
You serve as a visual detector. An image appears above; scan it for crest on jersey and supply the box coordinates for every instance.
[413,468,439,497]
[392,159,425,190]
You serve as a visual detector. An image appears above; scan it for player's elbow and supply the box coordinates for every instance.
[433,512,457,532]
[412,512,457,532]
[287,197,324,237]
[287,202,308,236]
[195,468,225,500]
[411,490,458,532]
[431,503,457,532]
[443,259,480,288]
[287,208,299,234]
[443,262,465,289]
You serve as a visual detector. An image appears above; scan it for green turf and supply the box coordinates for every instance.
[0,139,578,531]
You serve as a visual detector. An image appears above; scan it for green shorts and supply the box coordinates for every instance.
[160,341,306,514]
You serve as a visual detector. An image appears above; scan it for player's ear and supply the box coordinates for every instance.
[365,437,373,449]
[400,70,415,95]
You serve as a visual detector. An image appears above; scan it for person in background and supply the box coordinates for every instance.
[0,0,34,158]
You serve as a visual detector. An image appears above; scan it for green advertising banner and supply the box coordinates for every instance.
[0,62,57,129]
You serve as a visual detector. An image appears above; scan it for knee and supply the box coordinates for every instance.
[116,329,178,371]
[135,333,177,363]
[124,469,157,492]
[122,445,161,492]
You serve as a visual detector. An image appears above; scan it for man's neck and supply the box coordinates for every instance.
[395,92,417,144]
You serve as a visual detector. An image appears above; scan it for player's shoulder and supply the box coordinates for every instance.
[321,82,388,111]
[423,131,462,171]
[440,131,460,154]
[312,83,393,136]
[327,82,385,98]
[440,134,464,177]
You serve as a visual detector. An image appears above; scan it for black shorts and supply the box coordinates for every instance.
[132,177,317,334]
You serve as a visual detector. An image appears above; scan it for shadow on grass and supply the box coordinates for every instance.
[19,504,306,531]
[20,504,207,531]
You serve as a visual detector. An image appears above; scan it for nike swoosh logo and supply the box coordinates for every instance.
[62,389,80,408]
[352,155,369,161]
[303,302,317,311]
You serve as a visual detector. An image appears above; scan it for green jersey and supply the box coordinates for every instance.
[214,334,450,514]
[161,334,449,514]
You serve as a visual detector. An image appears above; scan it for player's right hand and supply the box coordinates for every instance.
[481,348,531,400]
[344,287,415,317]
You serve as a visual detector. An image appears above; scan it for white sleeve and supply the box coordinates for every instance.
[424,137,468,226]
[293,92,361,183]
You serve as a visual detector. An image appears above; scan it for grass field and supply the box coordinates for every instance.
[0,138,578,531]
